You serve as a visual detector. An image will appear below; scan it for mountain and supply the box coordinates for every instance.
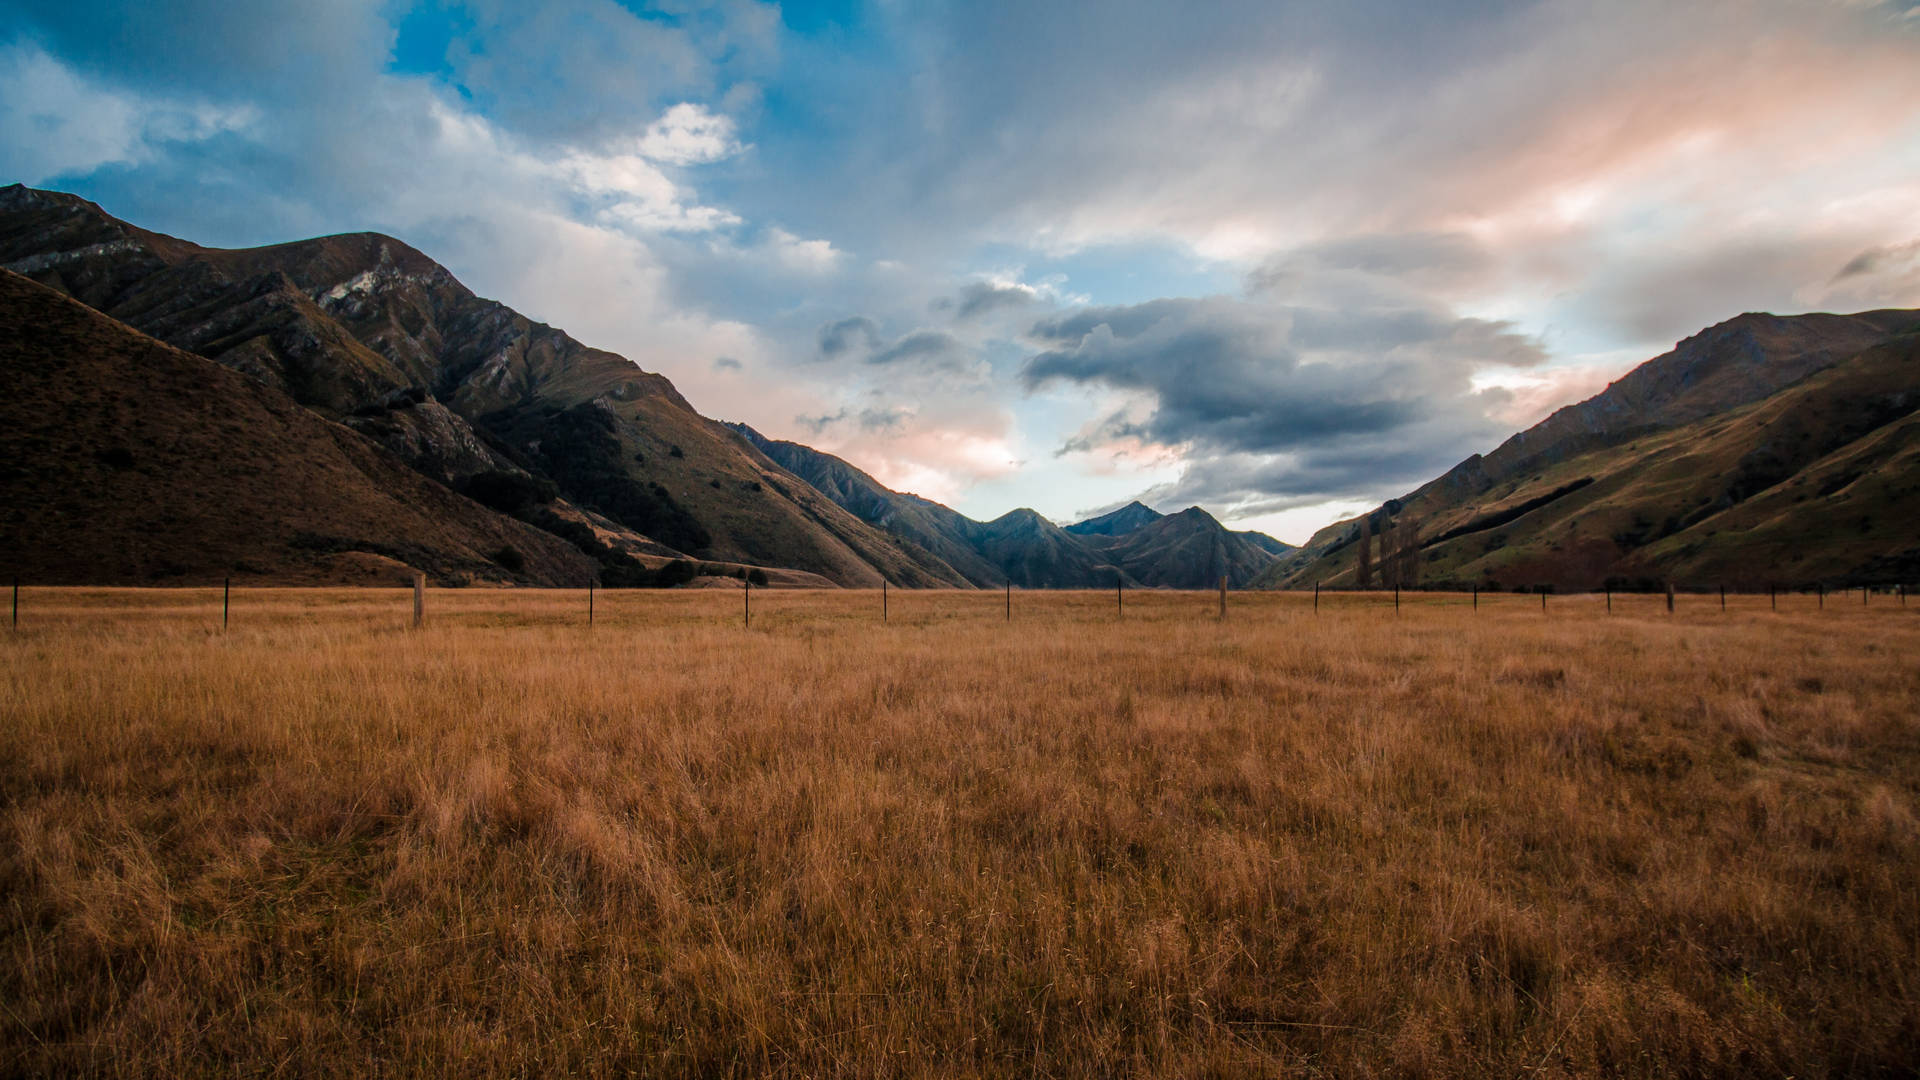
[1257,308,1920,591]
[1074,507,1287,588]
[1234,531,1294,556]
[730,424,1006,586]
[968,509,1136,588]
[1064,501,1163,536]
[733,426,1291,587]
[0,184,973,588]
[0,268,597,586]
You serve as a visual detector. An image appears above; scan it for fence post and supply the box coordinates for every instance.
[1472,585,1477,611]
[224,577,231,630]
[1818,584,1824,610]
[1720,585,1725,612]
[589,583,594,627]
[1219,576,1227,620]
[1863,585,1868,607]
[1606,587,1611,614]
[1540,588,1546,613]
[744,576,751,628]
[1006,580,1011,622]
[1666,582,1674,614]
[413,572,425,628]
[1314,581,1319,613]
[1394,585,1399,613]
[1770,584,1775,611]
[883,578,888,622]
[11,577,17,630]
[1117,573,1123,617]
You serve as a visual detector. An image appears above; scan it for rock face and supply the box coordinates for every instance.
[0,184,973,587]
[735,425,1288,588]
[0,269,597,586]
[1257,308,1920,591]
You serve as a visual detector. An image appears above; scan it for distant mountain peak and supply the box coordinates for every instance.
[1064,500,1164,537]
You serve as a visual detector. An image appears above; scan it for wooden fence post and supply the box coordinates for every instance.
[1818,584,1824,610]
[1720,585,1726,612]
[1218,576,1227,620]
[1117,573,1123,617]
[224,578,231,631]
[744,576,751,628]
[883,579,888,622]
[1770,584,1776,611]
[1006,580,1011,622]
[1394,585,1399,613]
[589,584,594,626]
[1666,582,1675,614]
[413,572,425,628]
[1863,585,1868,607]
[1314,582,1319,613]
[1606,587,1611,614]
[1541,588,1546,613]
[11,577,17,630]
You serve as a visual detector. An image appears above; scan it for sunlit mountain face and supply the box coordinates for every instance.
[5,0,1918,544]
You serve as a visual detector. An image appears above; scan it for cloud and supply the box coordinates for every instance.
[638,102,745,165]
[953,281,1038,320]
[869,329,970,370]
[1023,294,1541,502]
[1832,239,1920,284]
[0,41,258,184]
[817,315,881,357]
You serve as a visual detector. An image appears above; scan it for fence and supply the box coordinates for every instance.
[5,577,1911,633]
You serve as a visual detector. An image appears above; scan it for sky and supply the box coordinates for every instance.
[4,0,1919,543]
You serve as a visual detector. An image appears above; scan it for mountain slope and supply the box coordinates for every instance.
[1081,507,1284,588]
[969,509,1136,588]
[0,184,970,588]
[1259,309,1920,590]
[0,269,596,586]
[730,424,1000,586]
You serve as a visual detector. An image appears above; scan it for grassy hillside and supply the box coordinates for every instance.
[1261,312,1920,591]
[4,588,1916,1076]
[0,270,595,586]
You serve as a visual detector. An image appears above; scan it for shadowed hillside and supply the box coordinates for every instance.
[0,269,595,586]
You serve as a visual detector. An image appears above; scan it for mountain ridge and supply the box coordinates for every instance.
[1,184,974,588]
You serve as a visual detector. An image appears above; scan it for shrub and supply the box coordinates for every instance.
[490,546,525,573]
[655,559,699,587]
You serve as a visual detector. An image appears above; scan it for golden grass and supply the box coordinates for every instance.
[3,587,1917,1077]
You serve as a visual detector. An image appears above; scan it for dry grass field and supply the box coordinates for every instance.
[3,587,1917,1077]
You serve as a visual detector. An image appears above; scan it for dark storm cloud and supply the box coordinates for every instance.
[1024,294,1540,504]
[1024,296,1537,456]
